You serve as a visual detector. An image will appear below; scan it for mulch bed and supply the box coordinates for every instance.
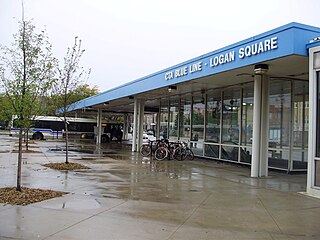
[43,162,90,171]
[0,187,65,206]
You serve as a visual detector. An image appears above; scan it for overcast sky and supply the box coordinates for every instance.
[1,0,320,92]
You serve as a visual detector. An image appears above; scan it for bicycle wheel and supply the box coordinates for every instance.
[174,147,186,161]
[185,148,194,160]
[155,147,168,161]
[140,144,151,156]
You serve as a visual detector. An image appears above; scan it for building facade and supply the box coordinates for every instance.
[66,23,320,198]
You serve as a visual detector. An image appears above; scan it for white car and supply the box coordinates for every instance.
[143,132,156,142]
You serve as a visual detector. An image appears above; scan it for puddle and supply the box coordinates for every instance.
[46,198,102,210]
[76,157,98,160]
[49,148,63,152]
[107,155,128,160]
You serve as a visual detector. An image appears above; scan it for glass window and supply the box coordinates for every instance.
[241,84,254,146]
[269,80,291,169]
[169,98,179,141]
[222,89,240,144]
[204,144,219,158]
[240,83,254,164]
[221,145,238,161]
[159,99,168,139]
[317,72,320,157]
[191,95,205,155]
[315,72,320,186]
[315,160,320,187]
[179,96,191,141]
[292,81,308,169]
[206,90,221,143]
[314,51,320,69]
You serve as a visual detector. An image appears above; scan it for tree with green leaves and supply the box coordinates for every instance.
[0,20,56,191]
[45,83,98,116]
[52,36,90,164]
[0,93,14,126]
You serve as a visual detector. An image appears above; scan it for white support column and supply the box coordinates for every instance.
[137,99,145,151]
[123,113,128,140]
[260,75,269,176]
[251,66,269,178]
[156,112,160,139]
[96,108,102,145]
[132,98,139,152]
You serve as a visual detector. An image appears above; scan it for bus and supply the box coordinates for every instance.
[10,116,123,142]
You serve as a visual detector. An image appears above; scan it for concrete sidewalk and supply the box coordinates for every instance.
[0,135,320,240]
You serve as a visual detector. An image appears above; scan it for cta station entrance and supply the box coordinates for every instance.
[66,23,320,198]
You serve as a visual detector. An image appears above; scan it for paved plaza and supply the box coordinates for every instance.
[0,135,320,240]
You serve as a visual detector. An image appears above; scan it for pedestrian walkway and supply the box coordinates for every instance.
[0,135,320,240]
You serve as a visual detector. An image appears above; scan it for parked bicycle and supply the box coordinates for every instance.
[154,140,185,161]
[179,141,194,160]
[140,139,166,157]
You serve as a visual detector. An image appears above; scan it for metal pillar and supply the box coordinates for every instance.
[123,113,129,141]
[251,66,269,177]
[96,108,102,145]
[132,99,139,152]
[137,99,145,151]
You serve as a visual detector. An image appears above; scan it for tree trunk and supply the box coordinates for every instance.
[16,128,23,191]
[26,129,29,151]
[64,120,69,164]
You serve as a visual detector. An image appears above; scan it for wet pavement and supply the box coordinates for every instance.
[0,135,320,239]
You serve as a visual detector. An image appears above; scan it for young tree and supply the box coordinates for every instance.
[45,83,98,116]
[53,37,90,164]
[0,20,56,191]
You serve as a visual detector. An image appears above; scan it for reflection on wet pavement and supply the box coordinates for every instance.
[48,142,305,203]
[0,136,311,203]
[1,135,320,240]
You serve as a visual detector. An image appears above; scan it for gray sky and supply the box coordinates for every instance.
[1,0,320,92]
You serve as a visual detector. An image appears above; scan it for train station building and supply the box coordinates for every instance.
[66,22,320,198]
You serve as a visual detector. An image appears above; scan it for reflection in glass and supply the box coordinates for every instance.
[152,79,308,172]
[222,89,240,144]
[204,144,220,158]
[269,81,291,169]
[240,147,252,164]
[206,91,221,143]
[242,84,254,146]
[221,145,238,161]
[191,95,205,155]
[159,99,168,139]
[179,96,191,142]
[169,98,179,141]
[316,160,320,187]
[292,81,308,169]
[317,72,320,157]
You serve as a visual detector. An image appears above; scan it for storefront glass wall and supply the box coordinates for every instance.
[204,90,221,159]
[292,81,308,170]
[179,96,191,142]
[159,99,169,139]
[169,97,179,141]
[269,81,292,170]
[241,84,254,164]
[221,88,241,162]
[191,95,205,156]
[161,79,308,172]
